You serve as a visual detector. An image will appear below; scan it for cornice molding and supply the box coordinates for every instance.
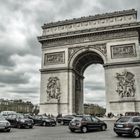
[42,9,137,29]
[40,67,84,78]
[40,103,68,105]
[104,60,140,69]
[40,67,68,73]
[110,100,140,103]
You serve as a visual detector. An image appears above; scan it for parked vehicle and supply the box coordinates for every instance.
[0,111,16,118]
[114,116,140,138]
[24,114,34,120]
[56,114,63,123]
[69,115,107,133]
[125,112,140,116]
[61,115,76,125]
[0,115,11,132]
[33,115,56,126]
[6,113,34,129]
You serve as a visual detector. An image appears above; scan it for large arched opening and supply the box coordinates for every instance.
[70,49,105,114]
[84,64,105,115]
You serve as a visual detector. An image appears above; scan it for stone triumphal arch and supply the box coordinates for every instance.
[38,9,140,115]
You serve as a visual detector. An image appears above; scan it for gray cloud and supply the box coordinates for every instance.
[0,72,29,84]
[0,84,6,87]
[8,87,39,94]
[0,53,15,67]
[84,83,105,91]
[97,0,140,19]
[0,0,140,105]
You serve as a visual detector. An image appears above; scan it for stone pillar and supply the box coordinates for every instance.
[39,71,70,116]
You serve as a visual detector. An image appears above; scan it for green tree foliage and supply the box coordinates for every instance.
[84,104,106,116]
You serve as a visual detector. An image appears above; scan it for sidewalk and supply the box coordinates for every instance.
[98,117,118,121]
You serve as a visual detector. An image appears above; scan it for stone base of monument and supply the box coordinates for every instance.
[109,97,138,115]
[39,102,69,116]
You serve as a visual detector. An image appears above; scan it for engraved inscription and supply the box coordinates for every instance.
[115,71,136,98]
[44,51,65,65]
[111,44,136,58]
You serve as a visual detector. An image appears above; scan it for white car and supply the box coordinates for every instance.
[0,111,16,116]
[0,115,11,132]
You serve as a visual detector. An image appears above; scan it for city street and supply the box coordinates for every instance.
[0,120,137,140]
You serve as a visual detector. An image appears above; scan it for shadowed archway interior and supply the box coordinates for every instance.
[72,50,105,114]
[73,51,104,75]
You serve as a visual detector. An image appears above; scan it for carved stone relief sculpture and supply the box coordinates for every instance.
[115,71,136,98]
[68,44,107,62]
[90,44,107,57]
[44,51,65,65]
[111,44,136,59]
[46,77,61,101]
[68,46,83,60]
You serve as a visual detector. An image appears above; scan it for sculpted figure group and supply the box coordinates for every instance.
[46,77,61,101]
[116,71,136,98]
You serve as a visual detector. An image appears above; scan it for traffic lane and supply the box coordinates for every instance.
[0,120,137,140]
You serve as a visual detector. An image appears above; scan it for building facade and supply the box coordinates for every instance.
[0,99,34,113]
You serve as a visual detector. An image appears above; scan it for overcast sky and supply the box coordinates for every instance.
[0,0,140,106]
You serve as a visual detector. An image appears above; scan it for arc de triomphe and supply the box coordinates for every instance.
[38,9,140,115]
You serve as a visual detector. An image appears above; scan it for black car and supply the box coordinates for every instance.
[125,112,140,116]
[6,113,34,128]
[61,115,76,125]
[33,115,56,126]
[56,114,63,123]
[69,115,107,133]
[114,116,140,138]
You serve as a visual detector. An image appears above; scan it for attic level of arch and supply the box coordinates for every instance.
[38,27,140,50]
[38,22,140,43]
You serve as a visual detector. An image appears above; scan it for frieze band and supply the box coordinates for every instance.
[42,15,135,36]
[42,9,137,36]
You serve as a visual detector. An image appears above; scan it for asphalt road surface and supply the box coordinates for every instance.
[0,120,137,140]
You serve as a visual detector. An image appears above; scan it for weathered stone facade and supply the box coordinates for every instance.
[38,9,140,115]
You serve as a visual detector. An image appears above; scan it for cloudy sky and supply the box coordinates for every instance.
[0,0,140,106]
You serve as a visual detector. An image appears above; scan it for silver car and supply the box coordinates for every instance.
[0,115,11,132]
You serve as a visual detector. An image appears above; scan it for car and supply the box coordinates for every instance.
[61,115,76,125]
[56,114,63,124]
[69,115,107,133]
[125,112,140,116]
[0,111,16,118]
[24,114,34,120]
[0,115,11,132]
[114,116,140,138]
[6,113,34,129]
[33,115,56,126]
